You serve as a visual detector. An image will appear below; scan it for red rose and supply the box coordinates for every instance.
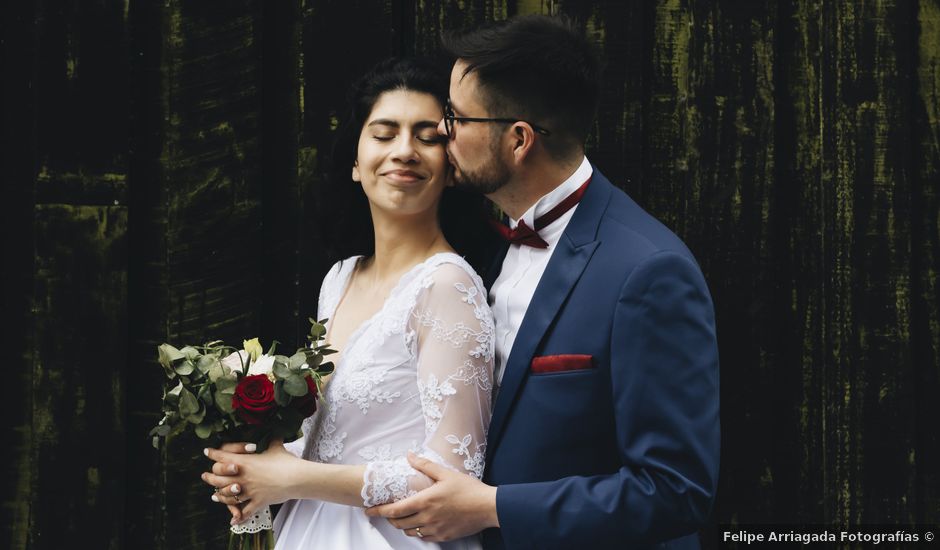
[290,376,319,418]
[232,374,276,425]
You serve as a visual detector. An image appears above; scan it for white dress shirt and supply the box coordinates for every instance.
[490,156,593,385]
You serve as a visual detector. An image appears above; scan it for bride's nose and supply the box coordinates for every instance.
[391,135,419,163]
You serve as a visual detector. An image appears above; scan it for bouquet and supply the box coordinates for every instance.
[151,318,335,550]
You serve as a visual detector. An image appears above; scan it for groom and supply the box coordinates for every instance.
[366,15,720,549]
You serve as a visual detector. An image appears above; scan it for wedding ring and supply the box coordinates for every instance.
[416,527,424,538]
[234,495,242,504]
[213,487,220,493]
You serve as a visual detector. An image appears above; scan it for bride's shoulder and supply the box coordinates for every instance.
[419,252,487,296]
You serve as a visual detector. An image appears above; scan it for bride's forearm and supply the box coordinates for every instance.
[292,461,367,507]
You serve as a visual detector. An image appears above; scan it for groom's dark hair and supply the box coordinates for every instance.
[442,15,601,160]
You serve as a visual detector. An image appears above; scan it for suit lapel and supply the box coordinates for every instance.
[485,171,613,455]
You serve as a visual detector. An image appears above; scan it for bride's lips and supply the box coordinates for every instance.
[381,169,426,184]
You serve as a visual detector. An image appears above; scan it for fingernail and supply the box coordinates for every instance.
[245,443,257,453]
[232,484,240,494]
[211,494,219,502]
[203,448,209,457]
[229,464,237,474]
[201,473,207,481]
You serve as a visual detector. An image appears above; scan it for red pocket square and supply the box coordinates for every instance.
[530,354,594,374]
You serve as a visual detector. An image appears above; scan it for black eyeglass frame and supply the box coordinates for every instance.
[443,99,551,137]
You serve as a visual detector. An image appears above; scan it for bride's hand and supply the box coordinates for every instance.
[203,440,302,523]
[203,442,255,522]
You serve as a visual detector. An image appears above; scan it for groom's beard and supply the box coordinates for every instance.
[450,142,511,195]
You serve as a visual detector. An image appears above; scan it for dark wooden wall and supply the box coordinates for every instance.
[2,1,938,548]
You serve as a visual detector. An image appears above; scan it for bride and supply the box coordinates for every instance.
[201,58,495,549]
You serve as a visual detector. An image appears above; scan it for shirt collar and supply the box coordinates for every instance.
[511,156,593,230]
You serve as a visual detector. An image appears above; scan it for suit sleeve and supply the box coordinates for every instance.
[495,250,720,548]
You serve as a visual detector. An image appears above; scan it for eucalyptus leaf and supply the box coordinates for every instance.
[188,404,206,425]
[174,359,195,376]
[165,381,184,407]
[319,348,337,356]
[196,355,216,374]
[195,422,213,439]
[215,392,233,414]
[216,374,238,395]
[274,380,290,407]
[208,361,225,383]
[304,349,324,367]
[179,386,199,418]
[157,344,185,369]
[180,346,200,361]
[290,351,307,370]
[284,374,309,397]
[309,322,326,339]
[272,360,291,379]
[197,383,213,407]
[318,362,335,376]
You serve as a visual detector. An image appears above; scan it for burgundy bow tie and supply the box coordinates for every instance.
[491,176,592,248]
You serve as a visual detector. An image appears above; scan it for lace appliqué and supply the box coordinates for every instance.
[445,434,486,479]
[417,373,457,434]
[361,457,418,507]
[229,505,273,534]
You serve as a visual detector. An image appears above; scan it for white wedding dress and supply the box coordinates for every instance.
[273,252,494,549]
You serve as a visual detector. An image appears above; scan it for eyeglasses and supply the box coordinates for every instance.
[443,99,551,138]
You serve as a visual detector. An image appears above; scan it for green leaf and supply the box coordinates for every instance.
[188,404,206,425]
[272,359,291,379]
[303,349,324,367]
[164,381,183,408]
[195,421,213,439]
[274,380,290,407]
[309,322,326,339]
[290,351,307,370]
[215,392,233,414]
[174,359,195,376]
[196,355,216,375]
[208,360,225,383]
[157,344,185,369]
[319,348,337,356]
[284,374,309,397]
[179,386,199,418]
[317,362,334,376]
[180,346,200,361]
[197,383,213,407]
[216,373,238,395]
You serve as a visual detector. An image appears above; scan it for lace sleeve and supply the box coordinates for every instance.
[361,262,494,506]
[284,260,345,459]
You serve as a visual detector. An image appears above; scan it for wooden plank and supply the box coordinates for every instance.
[31,205,127,549]
[0,0,38,548]
[125,0,267,547]
[911,0,940,523]
[297,0,399,334]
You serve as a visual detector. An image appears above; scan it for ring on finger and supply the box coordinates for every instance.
[213,486,220,493]
[416,527,424,538]
[234,494,241,504]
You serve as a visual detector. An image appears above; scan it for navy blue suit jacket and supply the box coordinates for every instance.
[481,169,720,549]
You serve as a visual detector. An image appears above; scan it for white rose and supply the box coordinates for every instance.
[221,350,249,373]
[247,354,276,376]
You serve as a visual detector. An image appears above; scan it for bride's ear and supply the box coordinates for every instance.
[351,161,361,182]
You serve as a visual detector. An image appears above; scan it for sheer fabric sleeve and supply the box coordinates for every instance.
[284,259,345,459]
[361,263,495,506]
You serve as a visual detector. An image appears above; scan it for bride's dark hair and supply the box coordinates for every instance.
[319,57,496,272]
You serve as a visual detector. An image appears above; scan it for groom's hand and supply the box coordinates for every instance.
[365,452,499,542]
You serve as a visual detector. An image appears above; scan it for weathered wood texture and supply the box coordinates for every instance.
[2,0,938,548]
